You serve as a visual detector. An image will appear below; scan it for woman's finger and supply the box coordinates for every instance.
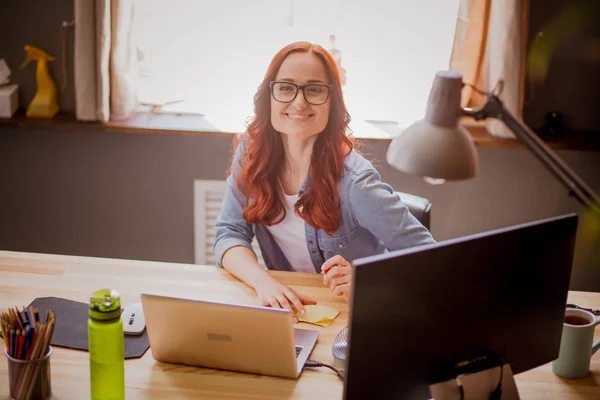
[323,266,339,285]
[321,255,349,274]
[265,296,297,322]
[333,283,351,297]
[284,289,306,315]
[276,295,293,313]
[342,291,350,303]
[276,295,298,323]
[329,273,352,290]
[268,297,281,309]
[296,292,318,305]
[325,264,351,283]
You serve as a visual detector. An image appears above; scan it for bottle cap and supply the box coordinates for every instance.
[89,288,122,320]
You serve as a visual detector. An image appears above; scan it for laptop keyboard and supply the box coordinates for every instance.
[295,346,303,358]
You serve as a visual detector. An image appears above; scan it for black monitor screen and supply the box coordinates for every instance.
[344,214,578,399]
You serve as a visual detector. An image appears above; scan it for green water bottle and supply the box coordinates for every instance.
[88,288,125,400]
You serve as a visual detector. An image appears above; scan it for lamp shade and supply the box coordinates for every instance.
[386,71,479,181]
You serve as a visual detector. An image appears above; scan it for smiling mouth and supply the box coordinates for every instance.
[284,113,314,121]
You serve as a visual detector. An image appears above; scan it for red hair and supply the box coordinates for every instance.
[232,41,354,235]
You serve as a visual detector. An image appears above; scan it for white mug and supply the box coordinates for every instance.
[552,308,600,379]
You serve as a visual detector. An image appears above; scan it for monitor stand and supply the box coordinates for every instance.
[334,325,520,399]
[429,363,520,400]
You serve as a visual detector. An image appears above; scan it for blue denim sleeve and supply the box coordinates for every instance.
[349,169,436,250]
[213,140,255,267]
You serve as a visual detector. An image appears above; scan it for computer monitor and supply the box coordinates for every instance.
[343,214,578,400]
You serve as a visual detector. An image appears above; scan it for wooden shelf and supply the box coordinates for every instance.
[2,110,599,151]
[0,110,235,138]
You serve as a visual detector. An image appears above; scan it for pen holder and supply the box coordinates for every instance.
[5,347,52,400]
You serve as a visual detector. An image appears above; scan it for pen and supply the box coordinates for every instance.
[17,329,24,359]
[22,325,33,359]
[9,328,16,357]
[22,308,30,326]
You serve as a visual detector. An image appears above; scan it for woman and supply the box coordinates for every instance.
[214,41,434,322]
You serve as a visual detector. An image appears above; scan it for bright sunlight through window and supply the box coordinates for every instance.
[133,0,459,136]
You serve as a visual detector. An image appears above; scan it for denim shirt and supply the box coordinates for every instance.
[214,139,436,273]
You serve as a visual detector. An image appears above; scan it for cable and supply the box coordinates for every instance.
[463,82,493,97]
[305,360,345,380]
[490,360,504,400]
[463,80,505,98]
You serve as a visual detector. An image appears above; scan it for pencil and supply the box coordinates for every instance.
[27,306,34,325]
[14,308,56,400]
[24,312,55,399]
[1,316,9,348]
[11,308,23,331]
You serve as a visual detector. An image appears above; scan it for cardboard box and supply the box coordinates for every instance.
[0,84,18,118]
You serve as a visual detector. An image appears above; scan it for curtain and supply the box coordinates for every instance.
[450,0,529,138]
[74,0,137,122]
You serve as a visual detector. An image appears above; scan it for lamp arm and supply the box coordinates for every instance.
[463,95,600,213]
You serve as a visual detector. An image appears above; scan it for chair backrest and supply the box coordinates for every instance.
[193,180,264,266]
[395,191,432,230]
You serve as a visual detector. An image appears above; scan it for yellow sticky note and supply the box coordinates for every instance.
[297,305,340,327]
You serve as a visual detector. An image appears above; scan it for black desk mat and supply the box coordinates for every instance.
[1,297,149,359]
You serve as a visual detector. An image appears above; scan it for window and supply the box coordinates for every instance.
[133,0,459,135]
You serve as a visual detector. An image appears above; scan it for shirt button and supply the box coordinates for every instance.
[338,244,343,248]
[311,250,316,254]
[308,240,314,244]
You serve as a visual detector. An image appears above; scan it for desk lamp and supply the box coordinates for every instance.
[333,70,600,377]
[386,70,600,212]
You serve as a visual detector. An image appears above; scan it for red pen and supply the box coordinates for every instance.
[322,263,338,274]
[17,330,24,359]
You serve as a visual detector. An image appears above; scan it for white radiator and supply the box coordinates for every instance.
[193,179,264,266]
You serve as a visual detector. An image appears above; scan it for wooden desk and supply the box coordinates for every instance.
[1,250,599,399]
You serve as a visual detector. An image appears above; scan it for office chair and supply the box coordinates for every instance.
[395,191,432,230]
[330,191,433,375]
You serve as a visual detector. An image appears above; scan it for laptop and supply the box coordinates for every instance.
[140,293,319,378]
[344,214,578,399]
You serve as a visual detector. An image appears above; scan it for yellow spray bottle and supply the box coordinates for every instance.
[21,45,59,118]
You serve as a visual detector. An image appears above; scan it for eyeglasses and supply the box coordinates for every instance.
[269,81,332,105]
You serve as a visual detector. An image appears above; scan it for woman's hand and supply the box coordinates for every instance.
[321,255,353,302]
[253,272,317,323]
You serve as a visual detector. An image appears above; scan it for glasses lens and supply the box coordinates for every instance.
[304,85,329,105]
[272,82,297,103]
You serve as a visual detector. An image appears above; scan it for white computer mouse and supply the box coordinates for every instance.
[121,302,146,336]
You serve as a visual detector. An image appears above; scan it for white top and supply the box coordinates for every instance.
[265,192,316,273]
